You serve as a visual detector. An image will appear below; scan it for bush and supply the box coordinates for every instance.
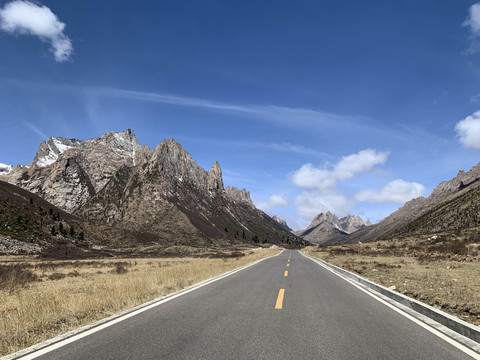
[114,263,128,274]
[0,264,38,290]
[48,273,66,280]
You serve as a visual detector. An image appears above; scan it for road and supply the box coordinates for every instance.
[28,250,474,360]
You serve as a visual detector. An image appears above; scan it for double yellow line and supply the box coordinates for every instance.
[275,251,291,309]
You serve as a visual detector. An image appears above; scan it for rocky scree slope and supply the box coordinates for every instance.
[326,162,480,245]
[1,130,305,249]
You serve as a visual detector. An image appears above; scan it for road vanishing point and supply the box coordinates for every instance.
[21,250,477,360]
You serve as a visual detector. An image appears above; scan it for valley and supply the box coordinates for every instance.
[1,129,479,358]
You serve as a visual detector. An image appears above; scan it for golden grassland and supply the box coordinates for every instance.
[304,236,480,326]
[0,247,280,356]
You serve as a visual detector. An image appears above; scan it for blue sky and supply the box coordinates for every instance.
[2,0,480,229]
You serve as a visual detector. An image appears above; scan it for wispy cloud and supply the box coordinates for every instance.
[254,142,332,157]
[24,121,48,140]
[98,87,357,129]
[471,93,480,103]
[0,1,73,62]
[463,2,480,54]
[175,135,334,159]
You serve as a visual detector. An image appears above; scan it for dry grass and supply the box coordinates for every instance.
[0,248,280,356]
[304,237,480,326]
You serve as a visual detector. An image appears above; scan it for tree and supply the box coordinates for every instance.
[51,226,56,236]
[79,232,85,241]
[70,226,75,237]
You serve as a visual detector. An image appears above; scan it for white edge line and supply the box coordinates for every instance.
[7,249,284,360]
[300,251,480,360]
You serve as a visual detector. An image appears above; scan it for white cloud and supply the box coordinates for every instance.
[257,194,289,213]
[355,179,425,204]
[463,3,480,53]
[470,94,480,103]
[295,189,352,218]
[455,110,480,151]
[464,3,480,35]
[292,149,389,189]
[0,1,72,62]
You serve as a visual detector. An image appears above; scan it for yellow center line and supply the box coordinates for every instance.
[275,289,285,309]
[287,263,289,267]
[284,270,288,277]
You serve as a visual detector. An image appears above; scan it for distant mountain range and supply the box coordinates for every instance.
[294,212,371,245]
[0,130,306,255]
[324,163,480,245]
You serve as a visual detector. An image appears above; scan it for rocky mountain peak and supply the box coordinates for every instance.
[310,212,340,228]
[339,215,367,233]
[224,187,254,208]
[272,215,292,231]
[32,137,86,168]
[2,130,150,212]
[208,161,224,192]
[296,212,369,245]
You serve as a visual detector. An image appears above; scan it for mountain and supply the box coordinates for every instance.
[325,162,480,245]
[272,215,292,231]
[2,130,147,212]
[295,212,369,245]
[0,130,306,252]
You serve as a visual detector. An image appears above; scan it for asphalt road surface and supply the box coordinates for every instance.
[29,250,475,360]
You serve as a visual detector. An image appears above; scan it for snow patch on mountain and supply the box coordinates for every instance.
[53,138,72,153]
[34,138,75,168]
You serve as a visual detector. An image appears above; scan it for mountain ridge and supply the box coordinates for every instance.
[0,129,307,252]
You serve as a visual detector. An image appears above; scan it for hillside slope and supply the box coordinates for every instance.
[326,163,480,245]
